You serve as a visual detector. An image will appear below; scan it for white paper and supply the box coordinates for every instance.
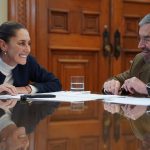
[0,91,150,106]
[31,91,120,102]
[103,96,150,106]
[0,91,120,102]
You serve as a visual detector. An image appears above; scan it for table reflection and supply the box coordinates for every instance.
[0,100,60,150]
[12,101,60,133]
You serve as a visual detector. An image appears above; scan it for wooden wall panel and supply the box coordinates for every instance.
[49,9,69,33]
[48,118,104,150]
[81,11,100,35]
[123,16,139,37]
[50,50,99,91]
[48,139,70,150]
[80,136,100,150]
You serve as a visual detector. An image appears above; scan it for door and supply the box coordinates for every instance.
[35,0,111,149]
[8,0,150,150]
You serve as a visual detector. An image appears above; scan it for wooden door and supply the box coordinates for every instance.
[35,0,110,150]
[8,0,150,150]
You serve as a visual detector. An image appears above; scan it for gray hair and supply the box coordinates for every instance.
[139,14,150,26]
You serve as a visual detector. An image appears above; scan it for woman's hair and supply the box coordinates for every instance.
[0,21,26,43]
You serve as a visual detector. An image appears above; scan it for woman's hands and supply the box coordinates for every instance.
[0,83,32,95]
[0,84,18,111]
[0,99,17,111]
[16,86,32,94]
[0,84,32,111]
[0,84,18,96]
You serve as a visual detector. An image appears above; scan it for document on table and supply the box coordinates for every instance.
[103,96,150,106]
[0,91,149,106]
[29,91,121,102]
[0,91,120,102]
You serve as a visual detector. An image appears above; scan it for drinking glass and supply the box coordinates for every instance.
[70,76,85,111]
[70,76,84,91]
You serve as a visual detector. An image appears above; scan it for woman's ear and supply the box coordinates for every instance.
[0,39,8,52]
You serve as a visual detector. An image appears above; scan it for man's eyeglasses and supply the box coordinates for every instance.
[138,36,150,44]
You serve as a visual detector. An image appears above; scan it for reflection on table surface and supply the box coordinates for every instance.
[0,100,60,150]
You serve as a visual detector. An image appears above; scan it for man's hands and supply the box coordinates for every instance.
[103,79,121,95]
[103,77,148,120]
[0,124,29,150]
[104,103,121,114]
[103,77,148,96]
[104,103,147,120]
[121,105,147,120]
[121,77,148,95]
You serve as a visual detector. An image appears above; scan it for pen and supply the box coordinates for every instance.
[103,89,113,95]
[20,94,56,101]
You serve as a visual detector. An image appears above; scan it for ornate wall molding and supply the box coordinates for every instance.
[123,15,140,37]
[17,0,27,25]
[8,0,37,56]
[48,9,69,33]
[81,11,100,35]
[8,0,26,26]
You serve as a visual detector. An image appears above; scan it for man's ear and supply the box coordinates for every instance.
[0,39,8,52]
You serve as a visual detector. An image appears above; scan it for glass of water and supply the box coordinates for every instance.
[70,76,85,111]
[70,76,84,91]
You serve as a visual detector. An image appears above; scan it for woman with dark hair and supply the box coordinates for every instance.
[0,21,62,149]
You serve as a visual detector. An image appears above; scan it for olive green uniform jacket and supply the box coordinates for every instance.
[113,53,150,140]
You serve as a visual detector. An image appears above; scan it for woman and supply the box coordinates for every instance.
[0,21,61,94]
[0,21,62,148]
